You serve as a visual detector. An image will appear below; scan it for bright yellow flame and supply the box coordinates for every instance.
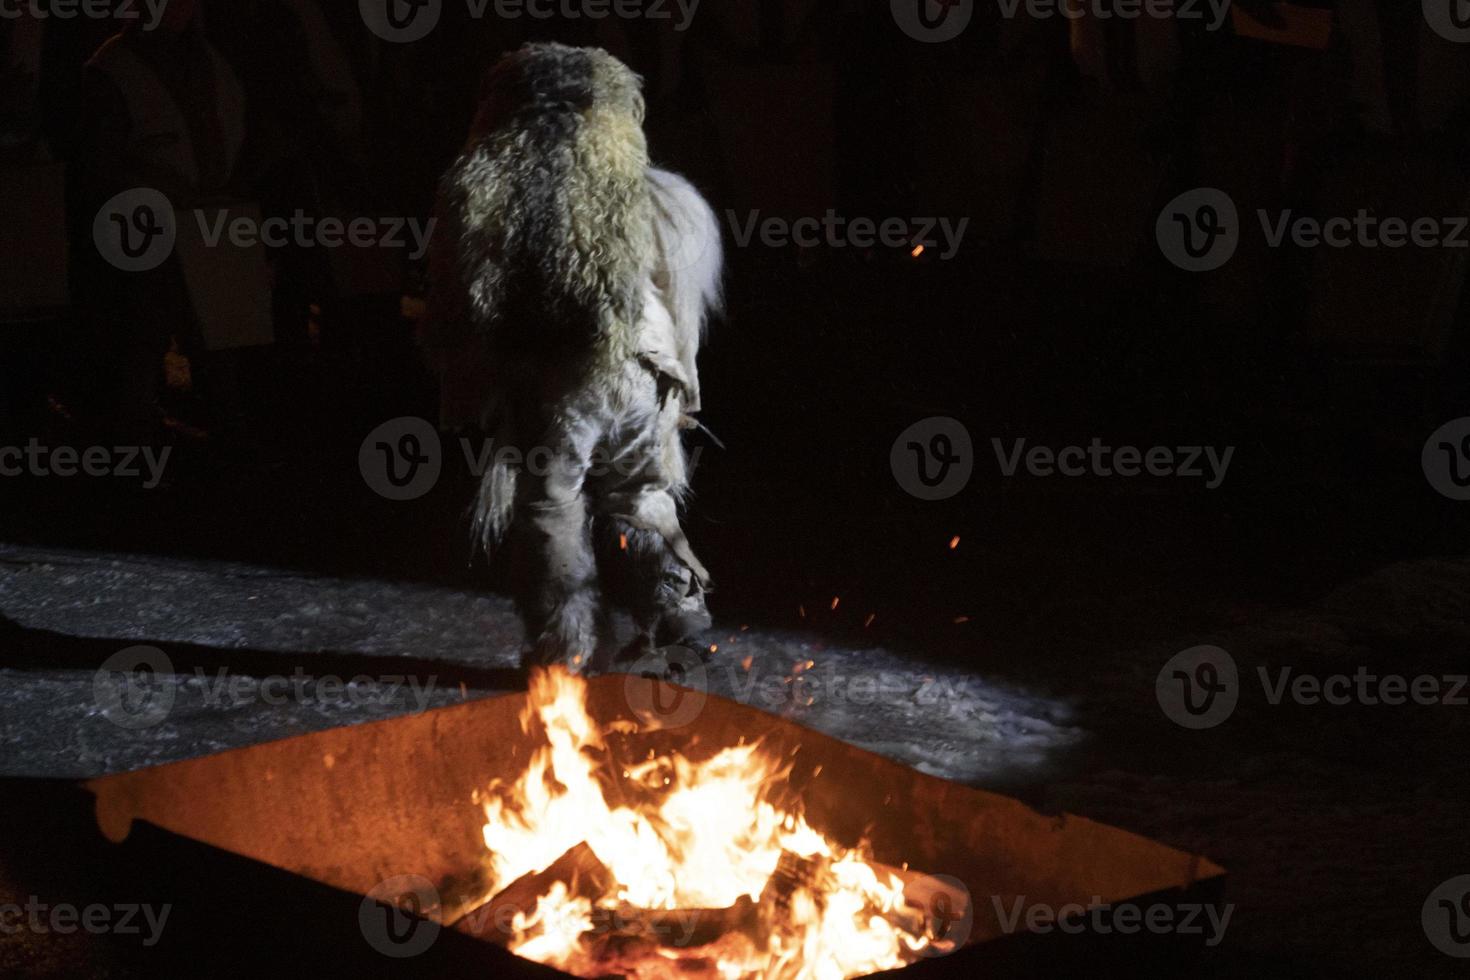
[479,668,936,978]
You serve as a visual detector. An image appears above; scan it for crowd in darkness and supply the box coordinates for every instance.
[0,0,721,448]
[3,2,1468,455]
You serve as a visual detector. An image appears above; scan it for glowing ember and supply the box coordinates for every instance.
[476,668,953,979]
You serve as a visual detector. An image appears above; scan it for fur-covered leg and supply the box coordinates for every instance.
[507,447,607,671]
[595,517,710,653]
[510,503,605,670]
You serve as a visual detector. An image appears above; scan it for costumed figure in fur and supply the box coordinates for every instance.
[423,43,722,671]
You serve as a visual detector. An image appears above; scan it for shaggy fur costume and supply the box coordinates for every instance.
[423,43,722,669]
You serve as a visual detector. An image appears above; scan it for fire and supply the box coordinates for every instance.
[476,668,950,979]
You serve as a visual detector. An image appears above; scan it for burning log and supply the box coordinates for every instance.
[877,859,974,948]
[584,896,760,953]
[608,897,758,949]
[760,851,974,954]
[462,842,761,954]
[458,842,614,944]
[761,850,838,916]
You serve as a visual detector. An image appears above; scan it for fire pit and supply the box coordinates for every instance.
[87,669,1225,977]
[456,668,965,978]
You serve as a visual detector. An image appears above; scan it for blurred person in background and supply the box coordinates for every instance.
[71,0,270,452]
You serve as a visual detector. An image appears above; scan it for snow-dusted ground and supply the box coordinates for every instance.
[0,542,1082,783]
[4,541,1468,977]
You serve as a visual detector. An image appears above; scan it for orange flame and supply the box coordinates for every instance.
[478,668,940,978]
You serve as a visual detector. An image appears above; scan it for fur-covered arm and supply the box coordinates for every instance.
[648,168,723,415]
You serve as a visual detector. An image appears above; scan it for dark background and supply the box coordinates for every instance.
[1,0,1466,651]
[1,1,1468,977]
